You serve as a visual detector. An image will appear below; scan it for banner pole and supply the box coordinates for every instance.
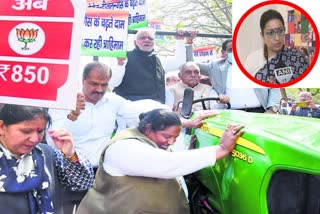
[128,30,232,39]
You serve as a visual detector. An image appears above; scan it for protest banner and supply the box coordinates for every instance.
[193,46,218,63]
[87,0,148,30]
[81,3,129,58]
[0,0,85,109]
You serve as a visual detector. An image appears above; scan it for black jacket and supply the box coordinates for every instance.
[114,48,166,104]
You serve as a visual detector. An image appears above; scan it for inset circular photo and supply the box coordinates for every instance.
[234,1,319,87]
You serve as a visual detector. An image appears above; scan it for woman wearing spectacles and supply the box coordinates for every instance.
[244,9,309,84]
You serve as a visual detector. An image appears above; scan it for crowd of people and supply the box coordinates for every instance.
[0,8,318,214]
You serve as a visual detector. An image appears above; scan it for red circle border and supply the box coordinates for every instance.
[233,0,320,88]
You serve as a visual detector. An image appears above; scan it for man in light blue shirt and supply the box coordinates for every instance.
[186,39,280,113]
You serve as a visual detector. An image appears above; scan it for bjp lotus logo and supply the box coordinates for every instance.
[9,23,45,55]
[16,28,39,50]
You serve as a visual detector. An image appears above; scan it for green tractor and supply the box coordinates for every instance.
[180,89,320,214]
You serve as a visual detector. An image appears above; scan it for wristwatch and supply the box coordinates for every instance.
[267,106,279,113]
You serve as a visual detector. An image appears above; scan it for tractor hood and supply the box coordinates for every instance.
[192,110,320,214]
[200,110,320,154]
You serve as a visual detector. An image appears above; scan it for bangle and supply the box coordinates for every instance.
[64,151,75,158]
[64,151,79,163]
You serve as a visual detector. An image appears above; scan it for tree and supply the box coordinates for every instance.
[149,0,232,55]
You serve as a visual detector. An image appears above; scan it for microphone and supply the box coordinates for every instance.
[273,60,293,83]
[180,88,194,118]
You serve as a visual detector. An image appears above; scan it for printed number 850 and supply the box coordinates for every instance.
[0,64,49,84]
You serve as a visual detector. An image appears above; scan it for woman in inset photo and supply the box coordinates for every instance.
[244,9,309,84]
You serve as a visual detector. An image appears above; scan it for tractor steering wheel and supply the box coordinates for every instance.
[192,97,231,110]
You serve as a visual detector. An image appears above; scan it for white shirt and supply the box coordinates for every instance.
[209,89,227,109]
[104,138,216,201]
[104,139,216,201]
[116,99,170,131]
[103,139,217,178]
[244,49,266,77]
[170,82,212,111]
[109,40,187,88]
[165,87,175,110]
[226,63,261,109]
[47,93,139,167]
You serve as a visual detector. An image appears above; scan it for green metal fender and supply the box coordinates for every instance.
[190,110,320,214]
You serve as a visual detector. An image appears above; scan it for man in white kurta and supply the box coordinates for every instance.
[170,62,212,111]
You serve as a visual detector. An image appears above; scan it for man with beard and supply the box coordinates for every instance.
[110,29,186,104]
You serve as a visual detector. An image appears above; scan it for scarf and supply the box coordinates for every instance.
[0,144,54,214]
[254,47,308,84]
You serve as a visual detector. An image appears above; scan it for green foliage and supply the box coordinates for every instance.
[175,22,185,30]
